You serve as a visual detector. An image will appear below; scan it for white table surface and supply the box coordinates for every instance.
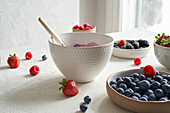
[0,29,170,113]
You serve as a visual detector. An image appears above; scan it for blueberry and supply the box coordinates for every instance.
[119,83,127,90]
[154,89,164,98]
[159,97,168,101]
[114,42,118,47]
[123,77,132,86]
[147,78,154,84]
[139,74,146,80]
[134,78,139,84]
[116,77,123,82]
[120,46,126,49]
[80,104,88,112]
[126,43,134,49]
[140,97,148,101]
[130,82,136,89]
[162,79,168,82]
[151,81,160,90]
[138,39,149,47]
[84,96,91,104]
[142,95,148,99]
[162,84,170,93]
[154,75,163,82]
[161,74,168,79]
[109,80,117,86]
[156,70,160,75]
[130,77,135,82]
[145,89,153,96]
[139,80,150,91]
[168,81,170,85]
[167,75,170,81]
[111,84,117,90]
[130,73,139,78]
[117,79,124,86]
[124,88,134,97]
[131,96,139,100]
[134,87,142,94]
[42,55,47,61]
[132,41,140,49]
[133,93,141,99]
[116,88,124,94]
[148,94,156,101]
[160,81,167,87]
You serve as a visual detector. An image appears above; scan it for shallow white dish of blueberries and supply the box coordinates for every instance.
[113,40,150,58]
[106,69,170,113]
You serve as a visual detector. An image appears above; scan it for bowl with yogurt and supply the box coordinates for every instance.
[49,33,114,83]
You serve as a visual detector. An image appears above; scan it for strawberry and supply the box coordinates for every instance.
[157,35,169,44]
[83,23,89,27]
[73,25,79,29]
[79,26,84,30]
[165,43,170,47]
[7,54,20,68]
[89,25,94,29]
[85,27,91,30]
[59,79,79,96]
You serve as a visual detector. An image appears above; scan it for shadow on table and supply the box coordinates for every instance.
[1,74,85,105]
[0,66,10,70]
[95,96,133,113]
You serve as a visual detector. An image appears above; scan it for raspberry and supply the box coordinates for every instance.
[73,25,79,29]
[134,58,141,65]
[118,40,126,47]
[79,26,84,30]
[83,23,90,27]
[143,65,156,78]
[25,52,33,60]
[85,27,91,30]
[30,65,40,76]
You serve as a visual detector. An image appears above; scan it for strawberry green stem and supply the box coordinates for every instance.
[59,78,67,90]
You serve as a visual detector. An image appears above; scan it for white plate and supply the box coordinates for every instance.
[112,40,150,58]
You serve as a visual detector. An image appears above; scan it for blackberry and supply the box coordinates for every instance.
[138,39,149,47]
[129,40,135,44]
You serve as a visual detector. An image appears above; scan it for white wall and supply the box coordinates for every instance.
[80,0,121,33]
[0,0,79,50]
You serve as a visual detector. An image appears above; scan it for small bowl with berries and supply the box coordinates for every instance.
[72,23,96,33]
[154,33,170,70]
[106,65,170,113]
[113,39,150,58]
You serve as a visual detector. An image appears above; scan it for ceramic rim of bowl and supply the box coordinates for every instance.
[106,69,170,104]
[49,32,114,49]
[154,41,170,50]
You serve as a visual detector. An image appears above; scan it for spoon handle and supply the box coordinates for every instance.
[38,17,64,46]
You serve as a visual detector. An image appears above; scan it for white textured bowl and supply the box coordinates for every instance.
[49,33,114,82]
[154,42,170,70]
[112,40,150,58]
